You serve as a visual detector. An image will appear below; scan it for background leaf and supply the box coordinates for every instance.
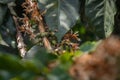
[0,54,25,77]
[24,45,57,65]
[38,0,79,41]
[0,0,15,4]
[79,41,101,52]
[84,0,116,38]
[0,10,17,48]
[0,4,7,26]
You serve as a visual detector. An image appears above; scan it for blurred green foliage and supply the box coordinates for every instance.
[0,41,99,80]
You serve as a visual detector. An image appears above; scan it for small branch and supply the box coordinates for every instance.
[38,16,53,51]
[22,0,52,51]
[8,2,27,57]
[13,16,27,57]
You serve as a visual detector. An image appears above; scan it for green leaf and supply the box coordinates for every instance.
[0,4,7,26]
[0,10,17,48]
[47,69,72,80]
[59,53,73,64]
[24,45,57,65]
[85,0,116,38]
[0,54,25,75]
[0,0,15,4]
[47,60,72,80]
[0,44,17,54]
[0,71,11,80]
[80,41,101,52]
[38,0,79,41]
[0,54,43,79]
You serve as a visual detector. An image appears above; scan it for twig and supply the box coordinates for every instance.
[8,2,27,57]
[22,0,52,51]
[13,16,27,57]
